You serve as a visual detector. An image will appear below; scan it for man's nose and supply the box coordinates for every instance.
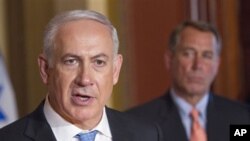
[192,56,203,70]
[76,64,93,86]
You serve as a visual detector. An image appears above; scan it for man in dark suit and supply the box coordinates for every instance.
[127,21,250,141]
[0,10,159,141]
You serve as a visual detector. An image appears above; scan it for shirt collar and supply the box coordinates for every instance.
[170,88,209,120]
[43,96,112,140]
[91,107,112,138]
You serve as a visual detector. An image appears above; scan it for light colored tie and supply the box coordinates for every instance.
[190,108,207,141]
[76,130,98,141]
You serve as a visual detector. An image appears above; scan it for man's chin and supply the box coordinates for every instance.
[186,87,207,96]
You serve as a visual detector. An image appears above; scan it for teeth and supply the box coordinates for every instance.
[79,95,90,101]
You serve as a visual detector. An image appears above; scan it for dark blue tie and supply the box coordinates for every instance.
[76,130,98,141]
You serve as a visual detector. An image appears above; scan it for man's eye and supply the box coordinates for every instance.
[203,52,213,59]
[64,59,77,65]
[94,59,106,67]
[182,50,194,58]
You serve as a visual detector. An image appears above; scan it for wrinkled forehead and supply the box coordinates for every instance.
[53,20,114,56]
[177,27,219,52]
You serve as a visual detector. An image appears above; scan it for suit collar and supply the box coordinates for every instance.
[23,103,133,141]
[206,93,226,141]
[160,91,179,118]
[158,91,188,141]
[24,101,56,141]
[106,107,133,141]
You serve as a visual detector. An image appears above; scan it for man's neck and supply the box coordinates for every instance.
[171,88,207,106]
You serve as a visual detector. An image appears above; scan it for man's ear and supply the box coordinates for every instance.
[113,54,123,85]
[38,54,50,85]
[214,56,221,75]
[164,49,172,71]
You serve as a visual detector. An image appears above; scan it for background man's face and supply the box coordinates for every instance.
[170,27,220,97]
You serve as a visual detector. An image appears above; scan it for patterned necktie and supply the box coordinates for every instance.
[76,130,98,141]
[190,108,207,141]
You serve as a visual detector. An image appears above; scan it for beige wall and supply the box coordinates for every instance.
[0,0,7,59]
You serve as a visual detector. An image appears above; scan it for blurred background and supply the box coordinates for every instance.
[0,0,250,120]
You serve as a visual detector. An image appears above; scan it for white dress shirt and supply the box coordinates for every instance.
[43,97,112,141]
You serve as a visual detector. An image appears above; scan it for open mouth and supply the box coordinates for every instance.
[72,94,94,105]
[76,94,92,101]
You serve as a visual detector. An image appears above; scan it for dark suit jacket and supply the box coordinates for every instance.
[0,101,160,141]
[127,91,250,141]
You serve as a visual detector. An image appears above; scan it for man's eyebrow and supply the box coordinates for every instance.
[91,53,109,60]
[61,53,80,59]
[60,53,110,61]
[179,46,196,51]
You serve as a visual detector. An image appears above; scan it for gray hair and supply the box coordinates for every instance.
[168,20,222,55]
[43,10,119,64]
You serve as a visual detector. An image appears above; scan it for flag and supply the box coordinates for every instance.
[0,53,18,128]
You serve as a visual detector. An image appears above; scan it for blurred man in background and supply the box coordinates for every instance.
[128,20,250,141]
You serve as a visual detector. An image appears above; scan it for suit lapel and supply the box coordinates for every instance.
[24,101,56,141]
[206,94,228,141]
[159,93,188,141]
[106,107,133,141]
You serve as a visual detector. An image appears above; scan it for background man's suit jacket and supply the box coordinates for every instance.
[0,101,160,141]
[127,91,250,141]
